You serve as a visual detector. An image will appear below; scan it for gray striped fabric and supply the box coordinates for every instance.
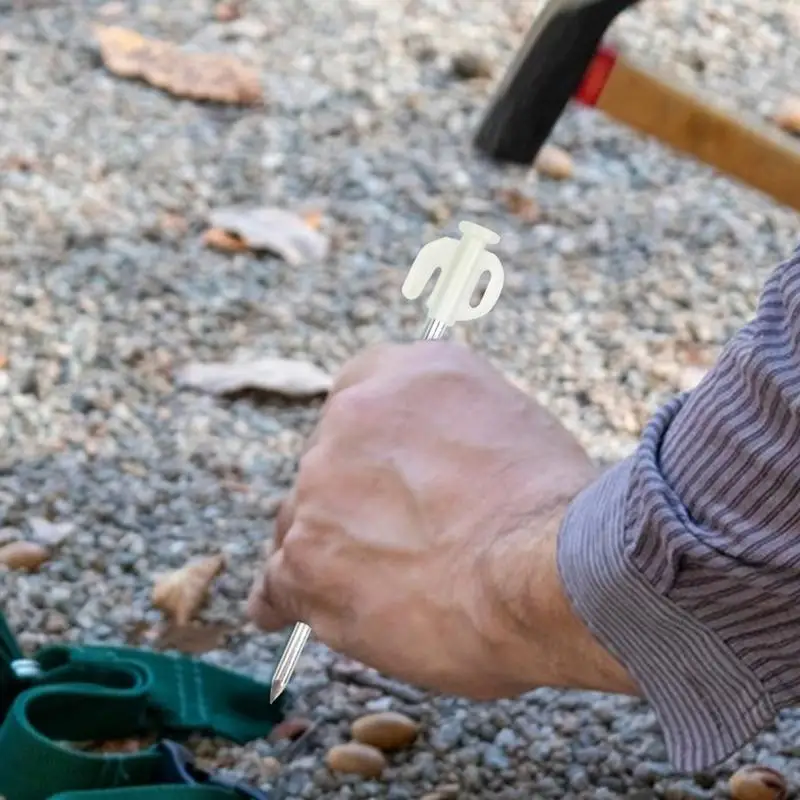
[558,244,800,771]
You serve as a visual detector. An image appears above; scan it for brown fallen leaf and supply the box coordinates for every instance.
[123,619,152,646]
[152,554,225,625]
[0,354,7,369]
[207,206,329,265]
[268,717,313,743]
[0,540,50,571]
[154,622,235,654]
[534,144,575,180]
[93,25,262,106]
[772,97,800,136]
[174,357,332,398]
[202,227,249,253]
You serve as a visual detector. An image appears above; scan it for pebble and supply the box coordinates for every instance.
[450,51,493,80]
[325,743,387,779]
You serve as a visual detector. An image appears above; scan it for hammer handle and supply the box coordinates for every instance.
[582,49,800,211]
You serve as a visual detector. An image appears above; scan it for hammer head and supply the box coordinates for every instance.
[474,0,643,164]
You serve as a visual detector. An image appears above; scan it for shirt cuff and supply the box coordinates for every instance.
[556,453,774,772]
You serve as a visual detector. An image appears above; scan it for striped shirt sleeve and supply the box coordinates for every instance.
[557,243,800,772]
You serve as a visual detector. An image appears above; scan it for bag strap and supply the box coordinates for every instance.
[0,621,288,800]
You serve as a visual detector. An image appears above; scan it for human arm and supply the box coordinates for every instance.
[248,243,800,771]
[559,243,800,771]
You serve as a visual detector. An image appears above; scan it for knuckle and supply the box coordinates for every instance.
[324,386,381,430]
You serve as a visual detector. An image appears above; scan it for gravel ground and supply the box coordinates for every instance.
[1,0,799,797]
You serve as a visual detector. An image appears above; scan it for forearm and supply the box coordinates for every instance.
[557,243,800,771]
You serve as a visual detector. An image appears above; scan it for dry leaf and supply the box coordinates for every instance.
[207,206,329,265]
[93,25,262,106]
[123,619,152,646]
[268,717,314,743]
[152,554,225,625]
[175,357,332,398]
[155,622,234,654]
[203,227,249,253]
[772,98,800,136]
[497,188,539,223]
[28,517,75,547]
[0,541,50,571]
[535,145,575,180]
[0,354,7,369]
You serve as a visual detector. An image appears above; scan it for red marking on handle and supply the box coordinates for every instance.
[574,46,619,107]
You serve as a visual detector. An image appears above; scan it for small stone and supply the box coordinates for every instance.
[260,757,281,779]
[351,711,420,752]
[430,719,462,752]
[0,541,50,571]
[28,517,75,547]
[663,781,714,800]
[534,145,575,180]
[482,744,509,769]
[214,1,242,22]
[420,785,459,800]
[450,51,493,80]
[729,765,788,800]
[677,365,707,392]
[567,766,590,792]
[493,728,520,751]
[325,742,387,778]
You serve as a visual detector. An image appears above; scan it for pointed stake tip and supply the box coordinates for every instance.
[269,682,284,704]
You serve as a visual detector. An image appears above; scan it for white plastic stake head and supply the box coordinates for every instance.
[401,221,505,329]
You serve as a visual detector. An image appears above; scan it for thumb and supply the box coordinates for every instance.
[247,549,306,631]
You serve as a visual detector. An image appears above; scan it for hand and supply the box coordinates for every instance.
[248,341,637,700]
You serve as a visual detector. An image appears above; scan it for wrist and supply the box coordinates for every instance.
[485,495,640,698]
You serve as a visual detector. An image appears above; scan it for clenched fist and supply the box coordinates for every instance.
[248,341,636,700]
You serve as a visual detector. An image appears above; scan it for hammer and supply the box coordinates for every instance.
[474,0,800,212]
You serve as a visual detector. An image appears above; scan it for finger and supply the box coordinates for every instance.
[247,549,304,631]
[273,487,296,551]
